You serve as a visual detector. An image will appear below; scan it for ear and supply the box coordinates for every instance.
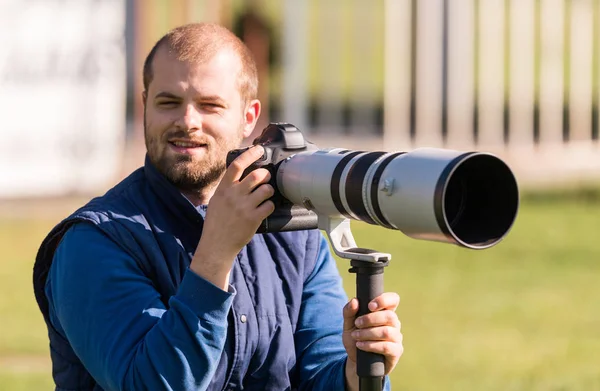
[142,91,148,109]
[242,99,261,138]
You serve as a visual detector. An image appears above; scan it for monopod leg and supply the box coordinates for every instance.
[349,259,389,391]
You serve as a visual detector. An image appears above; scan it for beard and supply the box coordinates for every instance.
[158,152,226,192]
[144,118,245,193]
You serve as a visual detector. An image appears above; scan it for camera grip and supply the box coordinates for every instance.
[226,146,272,180]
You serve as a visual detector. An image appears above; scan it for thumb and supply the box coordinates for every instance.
[343,298,359,331]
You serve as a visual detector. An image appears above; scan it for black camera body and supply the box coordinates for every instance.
[226,122,318,206]
[225,122,319,232]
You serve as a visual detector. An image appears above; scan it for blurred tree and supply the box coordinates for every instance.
[231,0,279,141]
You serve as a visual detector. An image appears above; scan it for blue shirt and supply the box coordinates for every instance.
[45,224,352,390]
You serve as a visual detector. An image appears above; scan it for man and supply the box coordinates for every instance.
[33,23,403,390]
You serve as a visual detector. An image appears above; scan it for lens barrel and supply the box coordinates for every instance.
[276,148,519,249]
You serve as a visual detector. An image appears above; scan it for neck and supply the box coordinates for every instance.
[181,181,218,206]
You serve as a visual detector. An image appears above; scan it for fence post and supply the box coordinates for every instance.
[415,0,444,147]
[383,0,413,150]
[569,0,594,142]
[281,0,309,134]
[509,0,535,148]
[478,0,506,148]
[446,0,475,150]
[539,0,565,145]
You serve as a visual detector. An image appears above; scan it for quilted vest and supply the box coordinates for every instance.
[33,157,321,390]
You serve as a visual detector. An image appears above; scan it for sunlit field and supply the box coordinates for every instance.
[1,189,600,390]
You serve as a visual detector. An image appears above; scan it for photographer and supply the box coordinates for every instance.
[33,23,403,390]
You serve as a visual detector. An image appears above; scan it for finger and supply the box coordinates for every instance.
[355,340,404,358]
[368,292,400,312]
[240,168,272,194]
[224,145,265,182]
[351,325,402,342]
[355,310,401,329]
[343,298,359,331]
[254,199,276,220]
[247,184,275,208]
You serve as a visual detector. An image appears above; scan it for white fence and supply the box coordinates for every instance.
[110,0,600,189]
[278,0,600,187]
[4,0,596,198]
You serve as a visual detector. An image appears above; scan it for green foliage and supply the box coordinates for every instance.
[2,194,600,390]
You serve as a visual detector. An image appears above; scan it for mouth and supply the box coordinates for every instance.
[168,139,208,154]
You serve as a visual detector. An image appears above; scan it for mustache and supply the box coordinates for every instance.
[165,129,209,143]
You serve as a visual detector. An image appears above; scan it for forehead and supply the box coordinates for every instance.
[149,46,242,96]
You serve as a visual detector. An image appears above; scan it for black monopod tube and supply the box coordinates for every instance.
[351,260,386,391]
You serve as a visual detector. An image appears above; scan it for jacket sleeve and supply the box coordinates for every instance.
[293,232,391,390]
[45,222,234,391]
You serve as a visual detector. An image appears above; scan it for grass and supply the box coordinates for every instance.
[338,194,600,390]
[2,190,600,390]
[0,219,57,390]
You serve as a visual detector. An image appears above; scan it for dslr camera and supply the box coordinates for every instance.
[226,122,519,250]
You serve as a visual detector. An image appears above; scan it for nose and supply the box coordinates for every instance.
[174,103,201,131]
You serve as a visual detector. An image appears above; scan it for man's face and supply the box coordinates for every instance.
[143,47,257,192]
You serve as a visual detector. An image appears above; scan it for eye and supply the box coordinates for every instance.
[200,102,224,111]
[157,100,179,108]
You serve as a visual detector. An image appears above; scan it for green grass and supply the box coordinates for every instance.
[2,192,600,390]
[0,219,56,390]
[0,220,55,357]
[337,196,600,390]
[0,372,54,391]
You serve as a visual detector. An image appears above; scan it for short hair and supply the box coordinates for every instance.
[142,23,259,105]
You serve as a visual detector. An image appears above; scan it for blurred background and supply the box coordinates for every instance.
[1,0,599,390]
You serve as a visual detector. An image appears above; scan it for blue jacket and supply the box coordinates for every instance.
[33,156,375,391]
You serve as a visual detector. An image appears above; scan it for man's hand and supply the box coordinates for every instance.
[191,145,275,290]
[342,292,403,391]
